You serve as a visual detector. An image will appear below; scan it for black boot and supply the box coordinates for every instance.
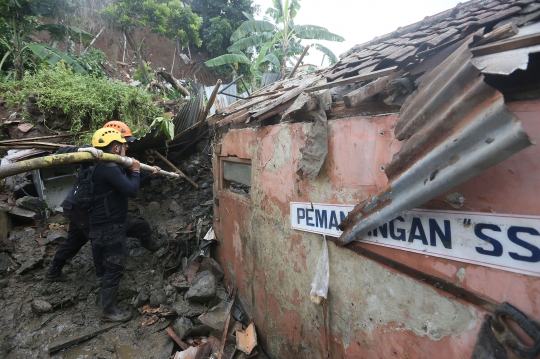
[44,261,70,282]
[101,286,132,322]
[140,236,166,253]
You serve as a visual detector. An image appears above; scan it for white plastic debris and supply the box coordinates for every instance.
[310,235,329,304]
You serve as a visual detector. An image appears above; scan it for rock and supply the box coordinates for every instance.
[31,299,53,314]
[147,202,160,212]
[0,253,11,274]
[201,183,208,189]
[198,300,234,331]
[46,229,68,244]
[173,317,193,339]
[133,289,149,308]
[171,299,207,317]
[16,196,45,212]
[164,284,175,298]
[149,289,167,308]
[199,258,224,282]
[185,270,216,303]
[0,279,8,288]
[171,274,190,292]
[169,200,182,216]
[15,256,44,275]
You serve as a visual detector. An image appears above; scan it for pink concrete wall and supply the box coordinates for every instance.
[213,101,540,358]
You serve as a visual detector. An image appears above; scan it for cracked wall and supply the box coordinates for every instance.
[212,104,540,358]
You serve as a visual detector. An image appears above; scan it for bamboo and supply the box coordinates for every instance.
[0,152,181,180]
[149,150,198,189]
[0,132,89,144]
[196,79,222,136]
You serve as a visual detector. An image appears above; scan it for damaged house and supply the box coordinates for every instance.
[208,0,540,357]
[1,0,540,357]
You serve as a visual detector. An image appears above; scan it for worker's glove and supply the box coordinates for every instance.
[78,147,103,159]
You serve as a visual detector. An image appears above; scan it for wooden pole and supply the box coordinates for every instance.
[196,79,222,136]
[149,150,199,189]
[0,132,89,144]
[287,45,310,79]
[218,288,236,359]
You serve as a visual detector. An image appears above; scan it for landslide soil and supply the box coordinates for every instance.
[0,145,215,359]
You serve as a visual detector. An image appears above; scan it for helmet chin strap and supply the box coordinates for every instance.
[116,144,123,155]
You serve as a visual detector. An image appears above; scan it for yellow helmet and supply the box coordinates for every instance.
[91,128,127,148]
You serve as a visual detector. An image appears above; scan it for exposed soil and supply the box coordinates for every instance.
[0,144,217,358]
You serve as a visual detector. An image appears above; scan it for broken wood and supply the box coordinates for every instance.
[165,327,190,350]
[0,131,90,144]
[305,67,398,93]
[149,150,198,189]
[475,23,519,46]
[217,288,236,359]
[470,32,540,57]
[197,79,222,136]
[236,323,257,355]
[287,45,310,79]
[48,323,119,353]
[156,68,190,97]
[343,76,389,108]
[326,99,400,120]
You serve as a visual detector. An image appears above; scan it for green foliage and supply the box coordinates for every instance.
[0,63,164,142]
[75,48,107,77]
[132,61,154,84]
[202,16,233,55]
[207,0,344,75]
[27,43,88,74]
[102,0,203,48]
[149,115,174,141]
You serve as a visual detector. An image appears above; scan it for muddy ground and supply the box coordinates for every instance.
[0,143,219,358]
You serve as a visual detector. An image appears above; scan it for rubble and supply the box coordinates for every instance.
[185,270,217,303]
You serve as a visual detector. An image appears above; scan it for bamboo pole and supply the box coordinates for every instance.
[196,79,222,136]
[0,132,89,144]
[287,45,310,79]
[148,150,198,189]
[0,152,181,180]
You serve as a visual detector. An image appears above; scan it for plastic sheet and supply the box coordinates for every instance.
[310,235,329,304]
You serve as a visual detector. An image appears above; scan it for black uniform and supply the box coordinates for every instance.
[88,162,153,289]
[52,147,153,278]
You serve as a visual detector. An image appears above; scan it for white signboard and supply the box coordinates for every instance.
[290,202,540,277]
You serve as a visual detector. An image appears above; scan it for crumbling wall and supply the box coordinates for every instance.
[213,102,540,358]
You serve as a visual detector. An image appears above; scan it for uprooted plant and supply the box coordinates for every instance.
[0,62,172,143]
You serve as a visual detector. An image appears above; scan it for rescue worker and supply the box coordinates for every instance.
[88,128,149,322]
[45,121,163,282]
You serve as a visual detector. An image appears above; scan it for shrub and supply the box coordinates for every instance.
[0,62,165,143]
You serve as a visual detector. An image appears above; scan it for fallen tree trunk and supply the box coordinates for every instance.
[156,68,189,97]
[0,152,182,180]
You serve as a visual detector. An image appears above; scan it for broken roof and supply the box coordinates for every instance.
[211,0,540,130]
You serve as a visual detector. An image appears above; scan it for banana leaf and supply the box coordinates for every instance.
[27,43,87,74]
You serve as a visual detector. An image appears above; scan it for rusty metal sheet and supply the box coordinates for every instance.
[337,34,534,246]
[129,82,204,151]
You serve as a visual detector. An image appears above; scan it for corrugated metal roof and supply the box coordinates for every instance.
[129,82,205,151]
[336,35,534,245]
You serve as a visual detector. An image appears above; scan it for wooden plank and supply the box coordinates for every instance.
[343,76,389,108]
[197,79,222,136]
[475,23,518,46]
[48,323,119,354]
[326,99,400,120]
[306,66,398,93]
[165,327,190,350]
[217,288,236,359]
[470,32,540,56]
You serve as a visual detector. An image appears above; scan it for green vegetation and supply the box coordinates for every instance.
[0,0,93,80]
[205,0,344,76]
[102,0,203,85]
[0,63,165,143]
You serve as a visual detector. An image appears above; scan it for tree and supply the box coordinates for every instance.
[205,0,344,75]
[102,0,203,85]
[0,0,92,80]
